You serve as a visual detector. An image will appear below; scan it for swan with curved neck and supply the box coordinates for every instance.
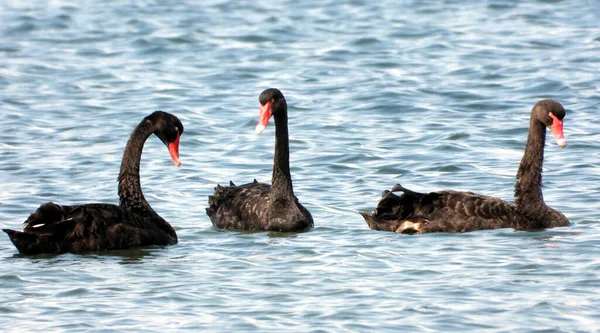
[361,99,569,233]
[207,88,313,232]
[3,111,183,254]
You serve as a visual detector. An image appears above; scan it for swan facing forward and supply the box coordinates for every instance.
[361,99,569,234]
[207,88,313,232]
[3,111,183,254]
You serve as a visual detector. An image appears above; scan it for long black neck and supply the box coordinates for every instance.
[118,120,157,215]
[514,118,546,209]
[270,105,295,202]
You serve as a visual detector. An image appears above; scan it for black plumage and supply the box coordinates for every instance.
[361,99,569,234]
[3,111,183,254]
[207,88,313,232]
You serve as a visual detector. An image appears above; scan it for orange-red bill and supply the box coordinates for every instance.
[255,101,272,134]
[548,112,566,148]
[168,134,181,167]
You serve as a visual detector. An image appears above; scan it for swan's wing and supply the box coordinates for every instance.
[21,202,79,230]
[5,202,122,253]
[207,181,271,230]
[362,184,517,233]
[21,202,125,233]
[5,202,175,254]
[435,190,516,220]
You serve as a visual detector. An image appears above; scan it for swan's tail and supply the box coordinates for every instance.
[206,181,238,219]
[359,212,421,234]
[360,211,397,232]
[3,202,76,254]
[360,184,431,233]
[3,229,49,254]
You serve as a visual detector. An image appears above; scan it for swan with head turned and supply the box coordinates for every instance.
[207,88,313,232]
[3,111,183,254]
[361,99,569,233]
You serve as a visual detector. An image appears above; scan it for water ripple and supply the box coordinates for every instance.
[1,0,599,332]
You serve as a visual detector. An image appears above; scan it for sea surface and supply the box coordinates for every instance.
[1,0,599,332]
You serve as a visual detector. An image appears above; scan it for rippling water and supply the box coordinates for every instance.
[1,0,600,331]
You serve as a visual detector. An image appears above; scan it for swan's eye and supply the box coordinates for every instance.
[175,126,179,132]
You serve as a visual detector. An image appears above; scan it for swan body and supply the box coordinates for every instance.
[3,111,183,254]
[361,99,569,234]
[207,88,313,232]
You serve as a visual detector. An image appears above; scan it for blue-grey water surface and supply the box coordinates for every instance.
[1,0,600,332]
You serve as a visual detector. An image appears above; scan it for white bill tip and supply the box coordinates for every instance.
[255,124,266,134]
[556,138,567,148]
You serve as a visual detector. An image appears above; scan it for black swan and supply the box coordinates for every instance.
[3,111,183,254]
[207,88,313,232]
[360,99,569,234]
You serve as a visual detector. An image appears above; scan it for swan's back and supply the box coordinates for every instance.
[2,111,183,254]
[3,202,177,254]
[207,180,313,232]
[361,184,518,234]
[207,180,270,230]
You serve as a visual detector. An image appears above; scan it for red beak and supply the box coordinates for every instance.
[548,113,566,148]
[168,134,181,167]
[255,100,272,134]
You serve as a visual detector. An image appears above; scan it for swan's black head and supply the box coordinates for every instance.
[146,111,184,167]
[255,88,287,134]
[532,99,566,148]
